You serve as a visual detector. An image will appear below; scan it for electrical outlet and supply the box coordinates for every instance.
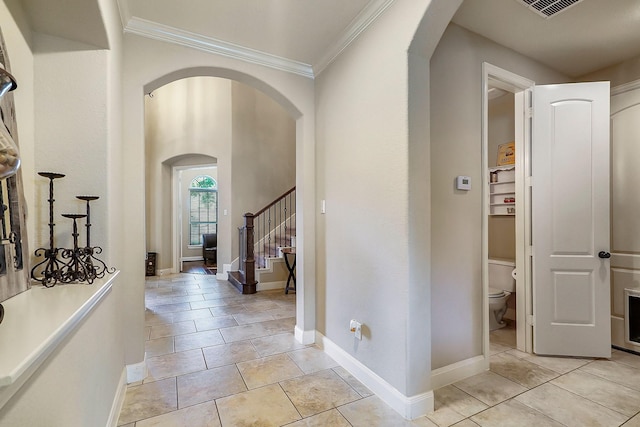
[350,319,362,340]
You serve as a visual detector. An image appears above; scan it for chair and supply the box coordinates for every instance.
[202,233,217,266]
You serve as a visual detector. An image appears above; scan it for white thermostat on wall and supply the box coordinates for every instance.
[456,175,471,191]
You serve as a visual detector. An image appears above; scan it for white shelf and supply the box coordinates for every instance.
[489,167,516,216]
[0,273,118,393]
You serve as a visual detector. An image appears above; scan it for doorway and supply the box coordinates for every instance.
[482,63,534,357]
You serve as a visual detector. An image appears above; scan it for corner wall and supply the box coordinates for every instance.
[429,23,569,370]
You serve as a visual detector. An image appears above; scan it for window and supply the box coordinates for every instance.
[189,175,217,245]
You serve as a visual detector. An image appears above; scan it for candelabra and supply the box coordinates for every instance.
[30,172,65,287]
[77,195,114,281]
[30,173,114,286]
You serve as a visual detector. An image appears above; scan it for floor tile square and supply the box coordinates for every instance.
[194,316,238,332]
[216,383,301,426]
[251,332,306,357]
[470,399,563,427]
[145,336,175,358]
[454,371,527,406]
[177,365,247,408]
[117,377,177,425]
[237,353,304,389]
[175,330,225,352]
[285,409,351,426]
[149,320,197,340]
[514,383,628,426]
[135,400,221,427]
[146,349,207,381]
[280,369,361,417]
[551,370,640,416]
[338,395,438,426]
[202,341,260,368]
[490,352,559,388]
[287,346,338,373]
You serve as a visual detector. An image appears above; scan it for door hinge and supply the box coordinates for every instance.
[527,314,535,326]
[526,107,533,118]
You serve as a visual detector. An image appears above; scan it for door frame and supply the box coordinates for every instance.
[482,63,535,358]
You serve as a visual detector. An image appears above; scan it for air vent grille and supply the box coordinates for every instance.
[517,0,583,18]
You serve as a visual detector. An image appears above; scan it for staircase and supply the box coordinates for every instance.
[228,187,296,294]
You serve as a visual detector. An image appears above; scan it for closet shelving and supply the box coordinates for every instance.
[489,166,515,216]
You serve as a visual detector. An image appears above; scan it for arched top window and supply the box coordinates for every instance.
[189,175,217,245]
[190,175,217,189]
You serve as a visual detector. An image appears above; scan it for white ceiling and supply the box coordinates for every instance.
[452,0,640,78]
[11,0,640,79]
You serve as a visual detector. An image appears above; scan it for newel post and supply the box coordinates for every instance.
[243,212,257,293]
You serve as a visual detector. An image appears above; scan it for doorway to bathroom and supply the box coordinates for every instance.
[482,62,612,359]
[482,63,534,357]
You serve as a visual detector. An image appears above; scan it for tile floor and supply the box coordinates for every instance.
[118,273,640,426]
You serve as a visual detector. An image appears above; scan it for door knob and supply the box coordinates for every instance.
[598,251,611,259]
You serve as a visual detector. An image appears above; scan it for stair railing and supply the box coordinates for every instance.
[238,187,296,273]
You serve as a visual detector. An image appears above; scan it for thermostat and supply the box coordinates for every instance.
[456,176,471,191]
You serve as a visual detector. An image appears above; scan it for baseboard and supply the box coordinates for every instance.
[126,352,147,383]
[294,325,316,345]
[181,256,202,262]
[156,268,172,277]
[257,280,286,291]
[430,355,487,390]
[316,332,434,420]
[107,367,128,427]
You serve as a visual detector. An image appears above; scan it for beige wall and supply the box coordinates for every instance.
[430,23,569,370]
[579,54,640,87]
[315,0,443,398]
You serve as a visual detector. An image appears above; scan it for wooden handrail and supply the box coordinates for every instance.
[254,186,296,217]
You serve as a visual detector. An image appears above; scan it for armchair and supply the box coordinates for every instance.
[202,233,217,266]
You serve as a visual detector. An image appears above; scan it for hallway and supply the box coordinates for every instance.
[118,273,640,426]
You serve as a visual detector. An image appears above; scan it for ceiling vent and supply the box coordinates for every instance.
[517,0,584,18]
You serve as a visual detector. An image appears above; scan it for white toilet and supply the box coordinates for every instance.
[488,258,516,331]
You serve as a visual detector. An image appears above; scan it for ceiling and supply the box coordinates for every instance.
[11,0,640,79]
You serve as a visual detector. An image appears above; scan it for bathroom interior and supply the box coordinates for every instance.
[487,85,517,349]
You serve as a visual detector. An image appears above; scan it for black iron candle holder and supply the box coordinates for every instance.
[59,213,91,283]
[30,172,65,287]
[76,195,114,280]
[31,174,114,286]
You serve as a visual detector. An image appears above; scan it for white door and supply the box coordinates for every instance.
[532,82,611,357]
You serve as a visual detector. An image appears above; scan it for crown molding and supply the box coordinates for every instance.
[611,79,640,96]
[313,0,396,76]
[117,0,396,80]
[123,17,315,79]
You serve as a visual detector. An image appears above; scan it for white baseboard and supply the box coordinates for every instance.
[107,367,128,427]
[126,353,147,383]
[156,268,172,277]
[316,332,434,420]
[257,280,286,291]
[295,325,316,345]
[181,256,202,262]
[430,355,488,390]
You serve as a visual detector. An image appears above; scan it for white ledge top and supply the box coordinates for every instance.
[0,272,119,387]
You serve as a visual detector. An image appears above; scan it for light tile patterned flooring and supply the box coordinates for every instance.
[119,274,640,426]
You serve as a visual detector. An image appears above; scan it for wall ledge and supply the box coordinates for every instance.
[0,272,119,409]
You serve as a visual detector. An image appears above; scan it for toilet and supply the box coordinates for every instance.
[488,258,516,331]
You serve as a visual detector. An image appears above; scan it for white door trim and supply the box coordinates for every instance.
[482,63,535,358]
